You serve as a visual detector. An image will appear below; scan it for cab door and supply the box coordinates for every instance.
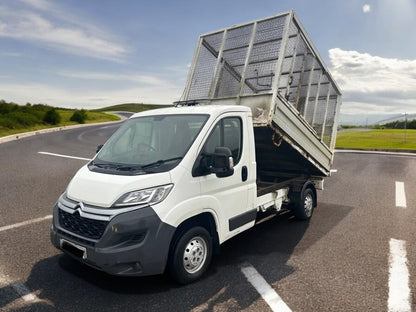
[195,113,256,242]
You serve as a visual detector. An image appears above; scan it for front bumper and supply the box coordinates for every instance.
[50,201,175,276]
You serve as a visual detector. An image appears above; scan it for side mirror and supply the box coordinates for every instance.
[192,147,235,178]
[96,144,103,154]
[211,147,234,178]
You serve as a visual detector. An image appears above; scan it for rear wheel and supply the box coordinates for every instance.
[168,226,212,284]
[294,187,315,220]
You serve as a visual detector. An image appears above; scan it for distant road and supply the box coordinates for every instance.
[109,111,134,120]
[0,111,133,145]
[337,127,372,132]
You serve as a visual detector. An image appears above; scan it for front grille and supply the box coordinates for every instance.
[58,209,109,240]
[58,229,95,247]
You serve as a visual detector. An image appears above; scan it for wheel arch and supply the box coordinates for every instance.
[289,180,317,207]
[301,180,317,207]
[169,212,220,256]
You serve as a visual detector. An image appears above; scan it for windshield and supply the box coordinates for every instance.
[90,114,208,175]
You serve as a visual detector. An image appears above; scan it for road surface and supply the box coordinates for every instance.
[0,123,414,311]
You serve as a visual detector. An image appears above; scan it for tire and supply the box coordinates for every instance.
[168,226,212,284]
[294,187,315,220]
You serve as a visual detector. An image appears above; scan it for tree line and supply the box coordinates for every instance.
[0,100,88,130]
[374,120,416,130]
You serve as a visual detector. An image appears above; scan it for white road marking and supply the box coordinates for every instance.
[11,282,38,302]
[38,151,91,161]
[0,215,52,233]
[189,287,227,312]
[388,238,410,312]
[395,182,407,208]
[330,169,338,173]
[0,269,40,303]
[241,263,292,312]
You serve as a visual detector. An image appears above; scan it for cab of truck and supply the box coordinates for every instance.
[51,105,257,284]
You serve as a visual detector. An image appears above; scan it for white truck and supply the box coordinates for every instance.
[50,11,341,284]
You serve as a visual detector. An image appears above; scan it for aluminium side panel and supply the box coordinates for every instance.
[271,93,332,175]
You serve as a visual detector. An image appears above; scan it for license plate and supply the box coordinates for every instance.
[60,239,87,260]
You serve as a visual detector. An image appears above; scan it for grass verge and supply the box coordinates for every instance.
[0,110,119,138]
[336,129,416,151]
[93,103,168,113]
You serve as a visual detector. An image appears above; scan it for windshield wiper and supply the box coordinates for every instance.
[90,157,182,172]
[142,157,183,169]
[91,161,142,171]
[115,164,144,172]
[90,161,118,169]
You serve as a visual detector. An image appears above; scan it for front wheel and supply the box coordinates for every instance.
[168,226,212,284]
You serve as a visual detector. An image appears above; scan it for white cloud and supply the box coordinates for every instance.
[362,4,371,13]
[56,71,175,87]
[0,82,182,108]
[0,5,127,61]
[18,0,52,11]
[329,48,416,114]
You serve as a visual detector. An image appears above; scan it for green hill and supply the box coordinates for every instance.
[0,100,119,137]
[93,103,170,113]
[0,101,173,138]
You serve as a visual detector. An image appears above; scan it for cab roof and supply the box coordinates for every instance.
[130,105,251,119]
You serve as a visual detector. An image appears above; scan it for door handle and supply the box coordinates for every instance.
[242,166,248,182]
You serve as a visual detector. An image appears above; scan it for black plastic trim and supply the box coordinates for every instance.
[228,209,257,231]
[51,204,176,276]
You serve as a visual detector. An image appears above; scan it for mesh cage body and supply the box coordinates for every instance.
[182,10,342,165]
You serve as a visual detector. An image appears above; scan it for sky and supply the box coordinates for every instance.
[0,0,415,123]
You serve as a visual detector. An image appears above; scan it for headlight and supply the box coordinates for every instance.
[114,184,173,207]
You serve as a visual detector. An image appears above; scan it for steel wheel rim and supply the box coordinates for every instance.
[304,193,313,216]
[183,236,207,274]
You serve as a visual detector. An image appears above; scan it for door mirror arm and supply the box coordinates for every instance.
[96,144,103,154]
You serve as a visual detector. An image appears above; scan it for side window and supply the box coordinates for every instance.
[203,117,243,165]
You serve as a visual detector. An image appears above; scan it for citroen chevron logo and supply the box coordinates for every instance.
[75,202,85,214]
